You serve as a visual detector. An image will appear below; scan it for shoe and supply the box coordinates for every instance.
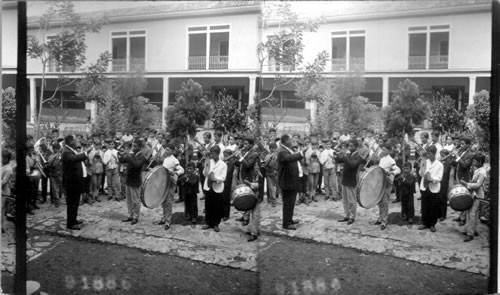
[236,217,244,222]
[213,226,220,232]
[242,221,249,226]
[391,200,400,203]
[191,218,197,224]
[39,199,47,204]
[95,197,101,202]
[155,220,166,225]
[67,225,81,230]
[374,221,382,225]
[122,217,133,222]
[380,224,387,230]
[107,196,113,201]
[222,217,229,222]
[292,220,300,225]
[33,204,40,210]
[201,225,212,230]
[247,235,258,242]
[76,220,84,225]
[174,199,183,203]
[324,196,330,201]
[54,203,60,208]
[164,224,170,230]
[338,217,349,222]
[312,197,318,202]
[464,235,474,242]
[185,215,191,221]
[408,218,413,224]
[418,225,428,230]
[347,219,355,225]
[271,203,276,207]
[452,217,461,222]
[131,219,138,225]
[438,217,446,222]
[459,221,465,226]
[462,231,479,237]
[283,225,297,230]
[27,210,34,215]
[430,226,436,232]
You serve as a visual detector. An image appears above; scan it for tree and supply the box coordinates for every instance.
[429,90,466,134]
[2,87,17,148]
[254,2,324,135]
[383,79,429,138]
[27,1,106,138]
[166,79,213,138]
[94,95,126,136]
[466,90,490,151]
[212,90,248,134]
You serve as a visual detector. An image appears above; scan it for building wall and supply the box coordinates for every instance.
[268,11,491,72]
[2,7,18,68]
[26,12,260,73]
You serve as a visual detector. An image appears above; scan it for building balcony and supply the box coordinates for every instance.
[331,57,364,71]
[188,56,229,70]
[46,60,76,73]
[408,56,426,69]
[429,55,448,69]
[112,58,145,72]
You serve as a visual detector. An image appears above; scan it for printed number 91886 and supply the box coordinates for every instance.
[65,275,131,291]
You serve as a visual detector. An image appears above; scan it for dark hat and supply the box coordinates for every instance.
[80,140,89,146]
[104,138,113,143]
[322,138,330,143]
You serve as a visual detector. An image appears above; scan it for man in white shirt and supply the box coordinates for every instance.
[430,130,443,160]
[418,145,443,232]
[374,143,401,230]
[320,139,338,201]
[155,144,185,230]
[103,140,121,201]
[339,132,351,143]
[202,145,227,232]
[213,130,226,160]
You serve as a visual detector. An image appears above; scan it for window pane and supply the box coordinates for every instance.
[209,32,229,69]
[331,37,346,70]
[408,33,426,69]
[130,36,145,71]
[430,32,449,69]
[112,38,127,71]
[350,36,365,70]
[189,34,207,70]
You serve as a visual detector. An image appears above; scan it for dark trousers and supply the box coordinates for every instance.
[401,192,415,219]
[282,189,297,227]
[222,188,231,218]
[100,164,106,193]
[205,189,223,227]
[27,179,38,209]
[421,189,440,227]
[184,192,198,219]
[258,167,266,200]
[66,188,82,227]
[439,190,448,219]
[41,176,49,201]
[317,164,323,193]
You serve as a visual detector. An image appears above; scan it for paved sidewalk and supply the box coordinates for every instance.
[259,193,489,276]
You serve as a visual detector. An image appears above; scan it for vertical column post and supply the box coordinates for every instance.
[29,77,36,124]
[382,76,389,107]
[468,76,476,106]
[162,76,169,130]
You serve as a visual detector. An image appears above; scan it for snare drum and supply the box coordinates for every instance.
[356,166,387,209]
[232,184,257,211]
[448,184,473,211]
[140,166,171,209]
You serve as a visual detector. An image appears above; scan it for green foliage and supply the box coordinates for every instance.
[94,95,126,136]
[2,87,17,148]
[166,79,213,138]
[76,52,112,103]
[466,90,490,151]
[429,92,465,133]
[383,79,429,137]
[212,90,248,134]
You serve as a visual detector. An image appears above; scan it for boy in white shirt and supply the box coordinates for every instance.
[202,145,227,232]
[156,144,185,230]
[418,145,444,232]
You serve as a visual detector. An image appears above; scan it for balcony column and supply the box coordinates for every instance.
[468,76,476,106]
[249,76,256,105]
[382,76,389,107]
[162,76,170,130]
[29,78,36,124]
[309,100,317,126]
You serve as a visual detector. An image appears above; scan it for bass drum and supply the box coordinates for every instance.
[140,166,171,209]
[448,184,473,211]
[356,166,387,209]
[232,184,257,211]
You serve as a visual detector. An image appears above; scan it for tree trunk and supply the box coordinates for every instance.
[36,61,47,139]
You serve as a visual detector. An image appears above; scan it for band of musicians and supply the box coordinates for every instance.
[1,126,490,243]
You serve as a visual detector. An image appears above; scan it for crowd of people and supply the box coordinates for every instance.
[0,126,490,243]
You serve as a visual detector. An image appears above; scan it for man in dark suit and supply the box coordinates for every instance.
[62,135,91,230]
[277,134,305,230]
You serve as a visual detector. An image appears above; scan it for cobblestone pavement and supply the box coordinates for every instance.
[259,191,489,277]
[1,190,489,278]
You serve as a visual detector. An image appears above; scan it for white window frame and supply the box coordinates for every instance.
[330,29,366,71]
[407,25,450,70]
[186,24,231,70]
[110,29,147,72]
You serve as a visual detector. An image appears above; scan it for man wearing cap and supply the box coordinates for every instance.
[320,139,338,201]
[62,135,92,230]
[452,136,474,225]
[278,134,306,230]
[103,140,121,201]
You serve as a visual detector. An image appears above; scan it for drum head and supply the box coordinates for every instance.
[141,166,170,209]
[356,166,386,209]
[232,184,257,211]
[449,185,473,211]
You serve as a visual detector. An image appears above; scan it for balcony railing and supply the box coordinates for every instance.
[408,56,426,69]
[112,58,145,72]
[331,57,364,71]
[46,60,76,73]
[189,56,229,70]
[429,55,448,69]
[188,56,207,70]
